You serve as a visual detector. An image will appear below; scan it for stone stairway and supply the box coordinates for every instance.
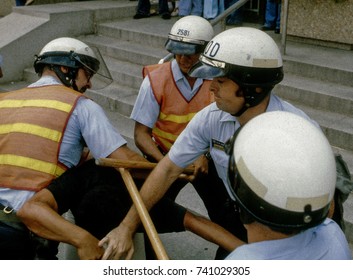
[0,1,352,255]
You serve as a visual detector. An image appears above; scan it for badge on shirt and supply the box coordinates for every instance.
[211,139,225,151]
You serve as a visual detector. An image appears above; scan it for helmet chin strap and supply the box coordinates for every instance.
[233,86,272,117]
[52,65,79,91]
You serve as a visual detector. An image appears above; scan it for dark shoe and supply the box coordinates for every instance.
[261,25,275,31]
[133,13,150,19]
[274,28,280,34]
[161,13,171,20]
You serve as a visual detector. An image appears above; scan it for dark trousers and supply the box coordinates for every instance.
[0,221,58,260]
[0,221,34,260]
[136,0,170,15]
[55,160,186,259]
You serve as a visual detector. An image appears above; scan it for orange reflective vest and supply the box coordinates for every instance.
[0,85,83,192]
[143,62,213,153]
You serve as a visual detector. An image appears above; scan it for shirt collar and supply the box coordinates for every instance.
[28,75,62,88]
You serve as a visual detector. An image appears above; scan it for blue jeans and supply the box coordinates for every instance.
[203,0,224,20]
[136,0,170,15]
[264,0,281,29]
[179,0,203,16]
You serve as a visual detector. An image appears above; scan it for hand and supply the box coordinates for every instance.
[98,223,135,260]
[76,234,104,260]
[187,155,209,181]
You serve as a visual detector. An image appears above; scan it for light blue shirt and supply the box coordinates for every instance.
[225,219,352,260]
[168,93,320,199]
[0,76,126,210]
[130,59,206,128]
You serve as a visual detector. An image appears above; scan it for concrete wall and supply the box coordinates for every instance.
[0,0,15,16]
[0,1,136,83]
[285,0,353,49]
[0,0,96,17]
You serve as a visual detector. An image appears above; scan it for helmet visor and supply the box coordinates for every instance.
[75,46,113,90]
[188,55,227,79]
[165,35,207,55]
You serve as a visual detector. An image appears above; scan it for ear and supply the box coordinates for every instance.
[255,87,263,93]
[60,66,69,74]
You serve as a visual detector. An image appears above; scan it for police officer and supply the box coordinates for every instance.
[131,16,230,258]
[131,15,214,169]
[0,37,146,260]
[132,14,234,248]
[225,111,352,259]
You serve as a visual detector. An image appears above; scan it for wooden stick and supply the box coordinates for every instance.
[96,158,194,175]
[118,168,169,260]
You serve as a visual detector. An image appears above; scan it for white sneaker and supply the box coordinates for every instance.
[25,0,34,5]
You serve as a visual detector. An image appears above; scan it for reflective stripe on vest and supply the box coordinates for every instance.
[144,62,213,152]
[0,85,83,191]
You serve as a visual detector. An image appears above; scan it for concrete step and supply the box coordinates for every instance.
[86,81,137,117]
[104,108,137,151]
[82,34,167,67]
[97,16,178,49]
[290,101,353,152]
[282,40,353,87]
[276,73,353,116]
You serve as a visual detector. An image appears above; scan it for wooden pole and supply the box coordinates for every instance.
[96,158,194,175]
[118,168,169,260]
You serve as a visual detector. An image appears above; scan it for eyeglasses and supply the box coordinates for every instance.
[81,67,94,82]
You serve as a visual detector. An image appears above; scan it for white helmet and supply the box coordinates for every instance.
[189,27,284,115]
[34,37,100,74]
[165,15,214,55]
[34,37,112,90]
[227,111,336,230]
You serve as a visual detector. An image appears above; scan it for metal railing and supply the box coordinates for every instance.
[209,0,249,27]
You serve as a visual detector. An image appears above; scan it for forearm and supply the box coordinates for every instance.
[184,211,245,252]
[108,144,147,162]
[18,202,92,248]
[134,124,164,162]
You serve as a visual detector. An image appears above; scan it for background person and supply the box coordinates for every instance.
[133,0,171,19]
[261,0,281,34]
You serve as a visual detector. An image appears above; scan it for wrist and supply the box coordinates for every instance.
[204,151,211,161]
